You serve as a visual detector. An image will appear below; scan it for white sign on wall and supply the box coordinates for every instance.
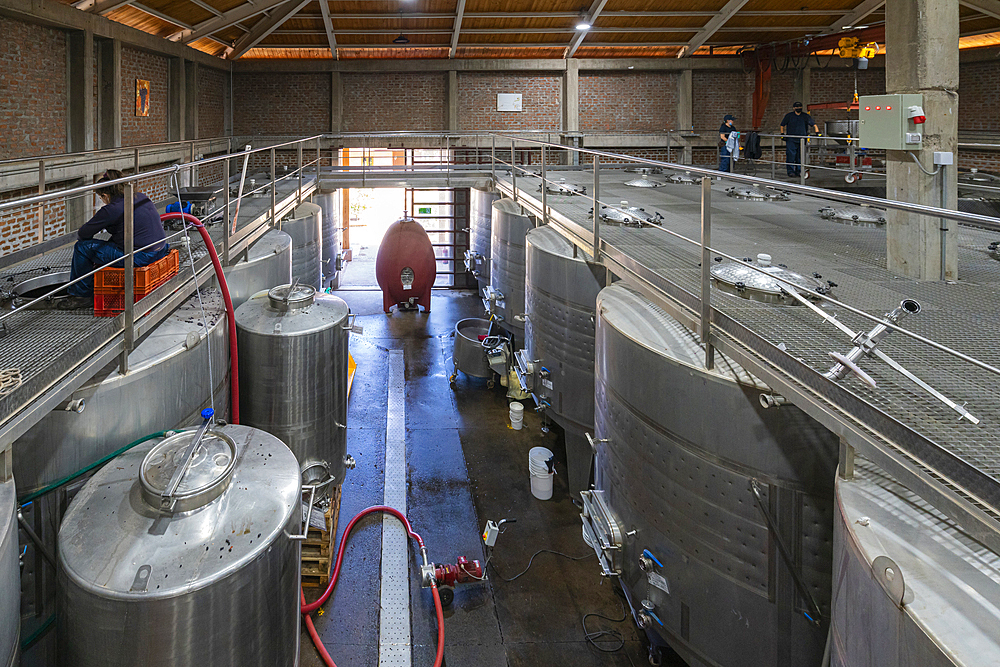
[496,93,522,112]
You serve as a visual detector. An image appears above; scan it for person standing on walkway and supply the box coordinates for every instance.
[780,102,819,177]
[719,114,737,173]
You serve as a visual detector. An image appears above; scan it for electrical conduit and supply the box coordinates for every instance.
[301,506,445,667]
[159,212,239,424]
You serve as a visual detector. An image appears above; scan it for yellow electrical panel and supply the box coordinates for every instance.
[838,37,879,59]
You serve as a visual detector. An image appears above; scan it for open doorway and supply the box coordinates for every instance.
[339,187,406,288]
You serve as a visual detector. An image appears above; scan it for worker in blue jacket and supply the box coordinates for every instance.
[780,102,820,177]
[719,114,736,172]
[63,169,168,308]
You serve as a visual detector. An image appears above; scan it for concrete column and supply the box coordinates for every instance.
[96,37,120,149]
[563,60,579,132]
[330,71,342,133]
[793,66,811,107]
[884,0,959,281]
[168,57,186,141]
[185,61,198,140]
[447,70,458,133]
[677,69,693,163]
[67,30,95,153]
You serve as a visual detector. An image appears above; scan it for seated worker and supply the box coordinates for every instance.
[63,170,168,308]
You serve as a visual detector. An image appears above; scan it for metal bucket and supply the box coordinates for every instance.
[452,318,492,379]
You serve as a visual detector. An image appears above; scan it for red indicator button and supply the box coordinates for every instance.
[875,106,881,110]
[865,106,870,111]
[886,106,892,110]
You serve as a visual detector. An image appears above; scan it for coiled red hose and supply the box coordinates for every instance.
[301,506,444,667]
[159,212,239,424]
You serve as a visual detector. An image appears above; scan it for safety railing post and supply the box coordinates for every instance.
[800,137,807,186]
[134,148,140,187]
[666,132,671,164]
[491,135,496,183]
[36,160,45,243]
[511,138,517,202]
[771,136,776,180]
[700,176,714,370]
[316,137,321,180]
[120,182,135,376]
[849,141,856,175]
[593,156,601,262]
[297,142,303,205]
[223,154,231,267]
[541,144,548,225]
[271,147,277,226]
[190,141,196,186]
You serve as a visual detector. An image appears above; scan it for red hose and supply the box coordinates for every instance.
[160,212,239,424]
[300,506,445,667]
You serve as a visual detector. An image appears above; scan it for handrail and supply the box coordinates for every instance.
[0,135,232,167]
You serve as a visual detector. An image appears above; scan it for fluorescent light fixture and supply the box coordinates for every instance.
[576,22,591,30]
[392,33,410,44]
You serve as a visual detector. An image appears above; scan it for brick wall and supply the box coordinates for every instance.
[692,70,753,135]
[0,16,68,158]
[760,69,798,133]
[0,185,68,256]
[199,66,227,139]
[958,60,998,132]
[958,149,1000,173]
[808,68,885,126]
[233,72,330,136]
[458,72,562,131]
[579,72,678,132]
[341,72,447,132]
[121,46,169,147]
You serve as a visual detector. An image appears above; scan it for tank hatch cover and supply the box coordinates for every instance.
[268,283,316,309]
[667,172,699,185]
[725,185,791,201]
[818,206,886,227]
[624,169,664,188]
[960,169,999,184]
[140,430,237,513]
[591,202,663,227]
[711,253,830,304]
[541,178,587,196]
[989,241,1000,261]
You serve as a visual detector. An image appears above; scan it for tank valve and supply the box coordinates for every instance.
[637,600,663,629]
[638,549,663,572]
[759,394,786,409]
[61,398,86,413]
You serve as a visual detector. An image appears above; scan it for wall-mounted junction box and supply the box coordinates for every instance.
[859,94,924,150]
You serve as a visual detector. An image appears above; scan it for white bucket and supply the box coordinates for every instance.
[509,401,525,430]
[530,472,554,500]
[528,447,554,475]
[510,414,523,430]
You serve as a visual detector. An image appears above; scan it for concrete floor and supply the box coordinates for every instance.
[301,255,671,666]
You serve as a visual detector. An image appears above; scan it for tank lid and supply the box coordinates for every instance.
[139,430,237,513]
[711,256,827,303]
[268,283,316,309]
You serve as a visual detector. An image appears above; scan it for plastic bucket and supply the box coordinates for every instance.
[530,472,554,500]
[510,401,525,430]
[529,447,553,475]
[510,414,523,430]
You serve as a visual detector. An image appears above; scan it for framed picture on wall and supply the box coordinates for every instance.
[135,79,150,117]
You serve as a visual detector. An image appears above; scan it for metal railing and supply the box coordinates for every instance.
[491,132,1000,553]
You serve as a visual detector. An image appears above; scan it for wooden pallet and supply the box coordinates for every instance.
[301,486,341,588]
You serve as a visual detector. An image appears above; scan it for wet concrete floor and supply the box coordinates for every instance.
[301,255,669,666]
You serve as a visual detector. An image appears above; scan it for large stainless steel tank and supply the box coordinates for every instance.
[0,477,18,667]
[13,288,230,494]
[524,225,604,495]
[57,424,301,667]
[284,202,322,289]
[219,228,292,309]
[584,283,838,667]
[236,284,350,485]
[468,181,499,293]
[488,198,533,343]
[831,458,1000,666]
[315,191,343,289]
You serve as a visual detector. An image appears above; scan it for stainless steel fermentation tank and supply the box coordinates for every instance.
[13,289,230,494]
[236,284,351,486]
[315,191,344,289]
[217,228,292,309]
[584,284,838,667]
[524,226,604,495]
[57,425,301,667]
[284,202,323,289]
[0,477,18,667]
[831,458,1000,666]
[468,181,500,293]
[487,198,534,343]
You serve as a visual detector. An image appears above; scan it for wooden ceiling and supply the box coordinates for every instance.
[63,0,1000,59]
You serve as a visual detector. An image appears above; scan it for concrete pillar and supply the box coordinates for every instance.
[447,70,458,133]
[330,71,342,133]
[884,0,959,281]
[185,61,198,140]
[677,69,693,163]
[67,30,94,153]
[168,57,186,141]
[564,60,579,132]
[96,37,120,149]
[793,66,811,108]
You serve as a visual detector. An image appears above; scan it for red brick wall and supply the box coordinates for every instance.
[0,185,68,256]
[958,60,998,132]
[121,46,169,147]
[233,72,330,136]
[341,72,447,132]
[457,72,562,131]
[0,16,68,158]
[579,72,678,132]
[692,70,753,134]
[199,66,227,139]
[958,149,1000,173]
[808,68,885,126]
[760,69,798,133]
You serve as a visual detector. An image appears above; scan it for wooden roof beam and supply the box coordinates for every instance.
[318,0,339,60]
[449,0,467,58]
[171,0,293,44]
[677,0,750,57]
[566,0,609,58]
[230,0,312,59]
[73,0,138,14]
[825,0,884,31]
[960,0,1000,20]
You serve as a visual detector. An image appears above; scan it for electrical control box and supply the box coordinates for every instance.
[859,94,924,150]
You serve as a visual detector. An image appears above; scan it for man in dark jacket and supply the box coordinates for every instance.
[780,102,820,177]
[64,170,168,307]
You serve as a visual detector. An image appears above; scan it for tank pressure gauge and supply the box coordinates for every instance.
[400,266,415,289]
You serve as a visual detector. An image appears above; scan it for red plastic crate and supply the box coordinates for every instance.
[92,250,179,317]
[94,249,179,295]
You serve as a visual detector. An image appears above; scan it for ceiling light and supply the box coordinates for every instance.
[392,33,410,44]
[576,22,591,30]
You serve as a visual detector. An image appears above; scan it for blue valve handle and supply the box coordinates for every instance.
[648,611,664,627]
[642,549,663,568]
[201,407,214,420]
